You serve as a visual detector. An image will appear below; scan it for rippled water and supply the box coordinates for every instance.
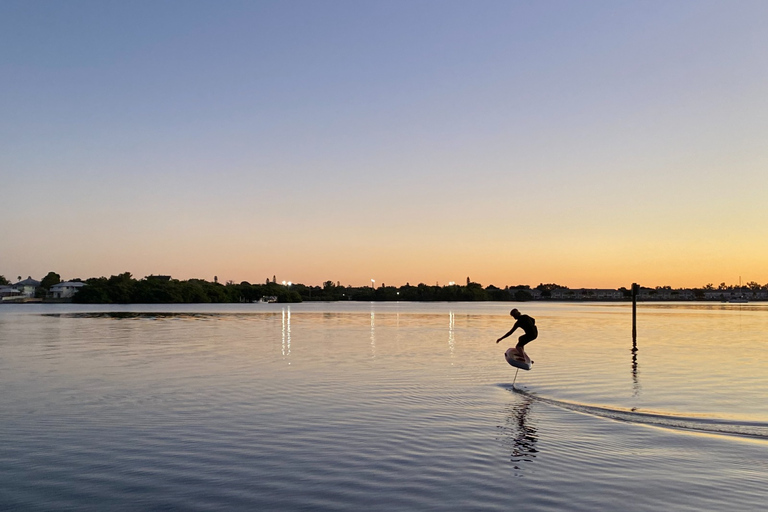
[1,302,767,511]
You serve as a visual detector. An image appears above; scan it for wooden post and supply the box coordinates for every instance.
[631,283,639,342]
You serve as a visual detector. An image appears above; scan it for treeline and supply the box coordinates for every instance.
[66,273,542,304]
[6,271,768,304]
[72,273,303,304]
[331,282,534,302]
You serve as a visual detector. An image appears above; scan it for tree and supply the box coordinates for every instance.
[37,271,62,298]
[40,272,61,290]
[73,277,111,303]
[107,272,136,303]
[536,283,567,291]
[513,289,533,301]
[0,275,9,285]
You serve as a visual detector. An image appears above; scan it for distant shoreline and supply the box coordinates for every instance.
[2,298,765,306]
[3,272,765,304]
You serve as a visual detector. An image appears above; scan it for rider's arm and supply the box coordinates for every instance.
[496,326,517,343]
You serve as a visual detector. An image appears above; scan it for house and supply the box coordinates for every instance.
[0,285,22,300]
[14,277,41,298]
[49,281,86,299]
[550,288,574,300]
[146,275,172,281]
[593,289,624,300]
[704,290,728,301]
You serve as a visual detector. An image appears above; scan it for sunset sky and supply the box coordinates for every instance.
[2,1,767,289]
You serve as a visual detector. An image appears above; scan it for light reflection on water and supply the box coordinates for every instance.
[370,307,375,358]
[448,310,455,360]
[1,302,767,511]
[282,306,291,360]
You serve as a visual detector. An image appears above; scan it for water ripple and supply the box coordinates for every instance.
[505,384,768,439]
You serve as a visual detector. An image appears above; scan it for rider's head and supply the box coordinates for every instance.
[510,308,520,318]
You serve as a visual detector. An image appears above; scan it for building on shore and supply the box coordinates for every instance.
[49,281,86,299]
[13,277,41,298]
[0,285,22,301]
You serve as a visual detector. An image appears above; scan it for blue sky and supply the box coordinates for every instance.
[2,1,767,287]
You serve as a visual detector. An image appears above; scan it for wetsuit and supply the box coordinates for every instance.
[513,314,538,346]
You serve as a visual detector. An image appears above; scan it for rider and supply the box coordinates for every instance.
[496,308,538,360]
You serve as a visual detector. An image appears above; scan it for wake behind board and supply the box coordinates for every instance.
[505,347,532,371]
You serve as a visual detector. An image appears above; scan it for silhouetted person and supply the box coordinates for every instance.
[496,308,538,361]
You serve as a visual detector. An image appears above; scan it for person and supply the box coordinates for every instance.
[496,308,537,361]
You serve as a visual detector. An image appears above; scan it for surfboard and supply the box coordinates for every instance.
[505,347,533,371]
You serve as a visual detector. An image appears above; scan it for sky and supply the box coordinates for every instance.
[2,0,767,289]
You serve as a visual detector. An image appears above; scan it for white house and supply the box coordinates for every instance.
[14,277,41,298]
[49,281,86,299]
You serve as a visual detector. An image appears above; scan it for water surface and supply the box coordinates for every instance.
[1,302,767,510]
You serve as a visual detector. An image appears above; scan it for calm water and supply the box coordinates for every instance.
[1,302,767,511]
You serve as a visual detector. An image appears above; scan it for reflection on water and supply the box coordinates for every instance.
[43,312,222,319]
[501,396,538,472]
[282,306,291,360]
[3,302,768,512]
[370,308,375,357]
[631,335,640,397]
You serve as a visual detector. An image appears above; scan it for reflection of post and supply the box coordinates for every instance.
[282,306,291,360]
[448,311,455,359]
[631,341,640,396]
[631,283,640,396]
